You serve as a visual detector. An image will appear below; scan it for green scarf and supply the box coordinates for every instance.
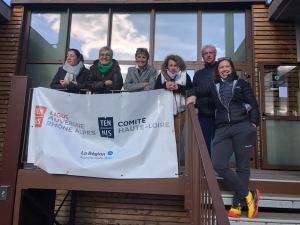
[98,61,113,79]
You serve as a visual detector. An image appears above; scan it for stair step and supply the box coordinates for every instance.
[222,192,300,209]
[229,212,300,224]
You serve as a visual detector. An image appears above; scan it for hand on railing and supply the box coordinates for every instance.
[59,80,69,87]
[186,96,196,105]
[166,81,178,91]
[105,80,113,86]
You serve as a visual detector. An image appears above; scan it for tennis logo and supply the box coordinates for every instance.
[98,117,114,138]
[35,105,47,128]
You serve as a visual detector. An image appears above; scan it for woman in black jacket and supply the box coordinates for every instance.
[187,57,260,219]
[50,48,90,93]
[86,46,123,94]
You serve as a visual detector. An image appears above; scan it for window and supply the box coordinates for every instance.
[27,12,67,60]
[69,12,109,60]
[111,12,150,60]
[202,12,246,61]
[154,12,197,61]
[25,64,62,88]
[22,6,250,88]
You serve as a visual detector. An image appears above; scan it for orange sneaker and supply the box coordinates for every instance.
[245,189,260,218]
[228,203,242,218]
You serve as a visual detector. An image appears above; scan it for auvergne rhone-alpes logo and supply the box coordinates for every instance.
[98,117,114,138]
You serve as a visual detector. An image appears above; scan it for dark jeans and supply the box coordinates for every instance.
[212,121,257,204]
[198,116,216,157]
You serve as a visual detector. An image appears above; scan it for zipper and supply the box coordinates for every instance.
[215,79,239,123]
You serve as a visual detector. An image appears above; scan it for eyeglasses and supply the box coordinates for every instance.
[100,54,110,57]
[217,57,231,61]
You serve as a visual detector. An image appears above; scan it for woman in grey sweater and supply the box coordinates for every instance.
[124,48,156,91]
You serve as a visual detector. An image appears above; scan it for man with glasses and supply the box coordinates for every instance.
[193,44,217,157]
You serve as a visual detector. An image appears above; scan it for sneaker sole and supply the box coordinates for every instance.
[228,211,241,218]
[250,189,260,219]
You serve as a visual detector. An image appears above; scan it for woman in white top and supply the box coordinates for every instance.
[155,54,193,160]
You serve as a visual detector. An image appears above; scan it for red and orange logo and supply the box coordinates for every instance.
[35,105,47,128]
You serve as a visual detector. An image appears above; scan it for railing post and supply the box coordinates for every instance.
[0,76,32,225]
[184,109,191,210]
[185,105,230,225]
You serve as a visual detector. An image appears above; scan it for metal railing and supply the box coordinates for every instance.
[185,104,230,225]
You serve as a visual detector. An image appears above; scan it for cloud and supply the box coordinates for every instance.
[70,14,108,58]
[111,14,148,57]
[41,14,61,33]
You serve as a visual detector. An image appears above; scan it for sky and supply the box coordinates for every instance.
[3,0,11,6]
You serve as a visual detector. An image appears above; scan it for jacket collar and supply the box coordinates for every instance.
[204,61,217,69]
[217,74,238,83]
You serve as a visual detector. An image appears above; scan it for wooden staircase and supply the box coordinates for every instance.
[223,192,300,224]
[220,169,300,224]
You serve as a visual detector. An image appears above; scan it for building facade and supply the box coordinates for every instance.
[0,0,299,224]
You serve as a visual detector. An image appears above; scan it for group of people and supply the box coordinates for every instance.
[50,46,192,161]
[50,44,260,219]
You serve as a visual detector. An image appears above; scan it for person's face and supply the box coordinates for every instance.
[66,51,80,66]
[136,53,148,69]
[202,47,216,64]
[99,50,111,65]
[167,60,178,74]
[218,60,233,79]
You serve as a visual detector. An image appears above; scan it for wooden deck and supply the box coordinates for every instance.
[14,167,300,224]
[17,167,300,195]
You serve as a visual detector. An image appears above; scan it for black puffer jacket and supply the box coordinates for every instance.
[188,76,260,127]
[50,66,91,93]
[192,62,216,117]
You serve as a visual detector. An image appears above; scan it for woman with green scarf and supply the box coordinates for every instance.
[87,46,123,94]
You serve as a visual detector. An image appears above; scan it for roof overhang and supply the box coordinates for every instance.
[269,0,300,21]
[0,1,11,22]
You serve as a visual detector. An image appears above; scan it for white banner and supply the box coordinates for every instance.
[27,88,178,179]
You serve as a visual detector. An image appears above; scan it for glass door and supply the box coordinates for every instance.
[259,62,300,170]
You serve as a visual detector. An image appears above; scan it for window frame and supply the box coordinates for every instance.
[18,3,253,87]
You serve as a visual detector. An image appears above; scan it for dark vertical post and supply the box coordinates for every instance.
[64,7,72,59]
[107,7,113,47]
[69,190,77,225]
[18,8,29,76]
[0,76,32,225]
[149,8,155,66]
[197,9,202,62]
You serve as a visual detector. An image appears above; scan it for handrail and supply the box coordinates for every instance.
[185,104,230,224]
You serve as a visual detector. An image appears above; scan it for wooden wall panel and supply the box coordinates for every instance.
[55,190,190,225]
[252,3,297,168]
[0,6,24,166]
